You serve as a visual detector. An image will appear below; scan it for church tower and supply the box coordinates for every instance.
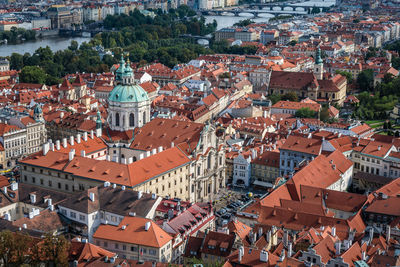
[33,104,44,123]
[107,57,151,132]
[314,47,324,80]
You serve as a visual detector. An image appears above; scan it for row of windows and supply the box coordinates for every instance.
[97,240,157,255]
[4,138,26,149]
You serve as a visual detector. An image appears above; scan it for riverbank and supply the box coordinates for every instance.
[0,36,91,57]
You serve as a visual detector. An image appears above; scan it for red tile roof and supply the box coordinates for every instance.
[93,216,172,248]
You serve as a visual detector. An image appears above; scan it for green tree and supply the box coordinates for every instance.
[68,40,79,51]
[357,69,374,91]
[9,53,23,70]
[295,107,317,118]
[0,230,15,266]
[282,92,298,102]
[311,6,321,14]
[335,70,353,84]
[269,94,281,105]
[320,106,330,122]
[40,233,70,266]
[19,66,47,84]
[233,19,254,27]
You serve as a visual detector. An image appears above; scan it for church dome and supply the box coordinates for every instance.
[34,104,42,114]
[108,84,149,103]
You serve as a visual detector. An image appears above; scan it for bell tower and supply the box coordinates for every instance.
[314,47,324,80]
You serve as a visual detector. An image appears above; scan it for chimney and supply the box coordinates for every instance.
[77,134,81,143]
[288,242,293,257]
[158,146,163,153]
[332,226,336,237]
[30,193,36,204]
[49,205,54,211]
[62,138,67,148]
[260,249,268,263]
[145,221,151,231]
[90,130,94,139]
[89,192,95,202]
[10,183,18,191]
[69,136,74,146]
[152,148,157,155]
[81,150,86,157]
[138,191,143,199]
[152,193,156,199]
[171,142,174,148]
[50,143,55,151]
[121,186,125,190]
[22,223,27,229]
[122,225,126,230]
[56,140,60,150]
[386,225,391,244]
[113,183,116,189]
[2,186,6,194]
[128,157,133,164]
[43,143,50,155]
[378,145,381,151]
[69,149,75,161]
[238,246,244,263]
[104,181,110,187]
[335,241,341,255]
[96,127,102,137]
[83,132,88,141]
[362,251,367,261]
[146,151,151,157]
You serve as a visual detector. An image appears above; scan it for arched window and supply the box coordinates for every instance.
[129,113,135,127]
[142,112,146,124]
[115,113,120,126]
[132,157,137,162]
[121,154,125,158]
[122,115,125,127]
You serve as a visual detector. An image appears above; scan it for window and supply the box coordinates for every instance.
[143,111,146,124]
[48,180,52,187]
[79,214,85,221]
[123,245,126,251]
[115,113,120,126]
[129,113,134,127]
[32,177,36,183]
[115,243,119,249]
[131,246,137,252]
[104,241,108,247]
[70,212,76,219]
[149,249,156,255]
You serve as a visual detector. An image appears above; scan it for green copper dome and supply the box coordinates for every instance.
[34,104,42,114]
[108,84,149,103]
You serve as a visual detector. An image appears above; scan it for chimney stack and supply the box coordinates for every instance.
[56,140,60,150]
[77,134,81,144]
[89,192,95,202]
[69,149,75,161]
[81,150,86,157]
[69,136,74,146]
[62,138,67,148]
[43,143,50,156]
[238,246,244,263]
[90,130,94,139]
[83,132,88,141]
[145,221,151,231]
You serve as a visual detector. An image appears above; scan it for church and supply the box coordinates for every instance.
[102,56,227,202]
[268,48,347,106]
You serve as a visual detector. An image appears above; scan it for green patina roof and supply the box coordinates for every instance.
[108,84,149,103]
[34,104,42,114]
[315,48,323,65]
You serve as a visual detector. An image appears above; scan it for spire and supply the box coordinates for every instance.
[315,48,323,65]
[96,109,102,129]
[33,104,43,122]
[115,56,126,82]
[95,109,102,137]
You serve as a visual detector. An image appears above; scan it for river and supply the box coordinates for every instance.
[0,15,274,57]
[0,36,91,57]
